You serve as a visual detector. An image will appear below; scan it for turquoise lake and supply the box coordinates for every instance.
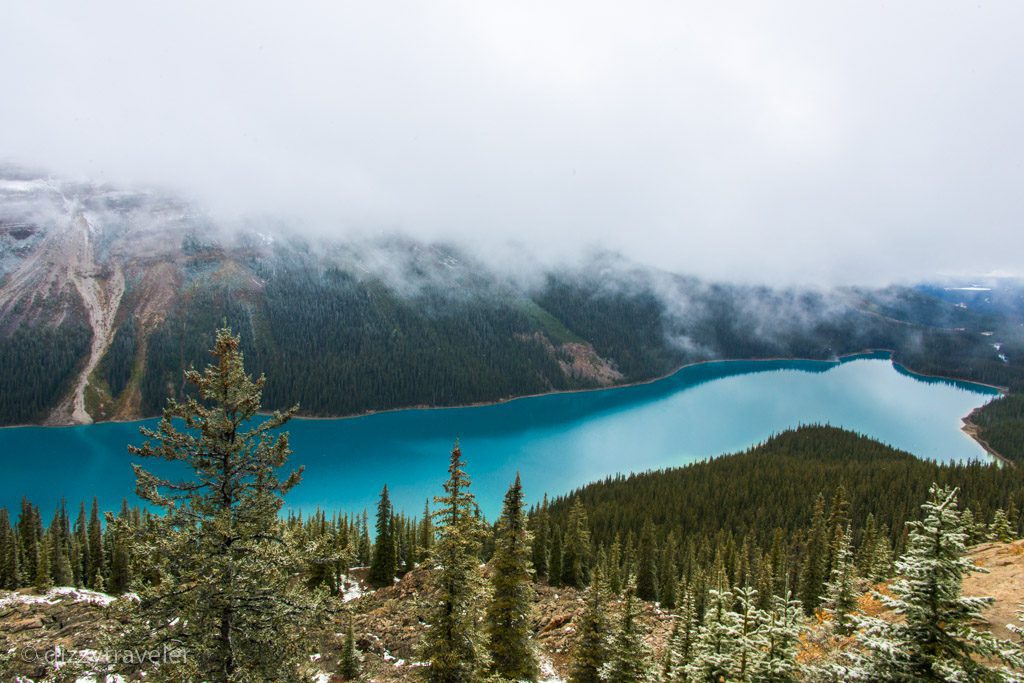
[0,353,1001,519]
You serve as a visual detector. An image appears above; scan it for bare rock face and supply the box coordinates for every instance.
[0,587,125,680]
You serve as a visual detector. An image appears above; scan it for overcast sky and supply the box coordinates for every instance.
[1,1,1022,284]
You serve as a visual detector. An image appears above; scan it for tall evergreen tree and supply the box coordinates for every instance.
[602,584,654,683]
[531,494,550,581]
[87,498,104,591]
[759,589,804,683]
[687,582,736,682]
[662,579,698,682]
[635,518,659,601]
[338,612,362,680]
[822,525,857,635]
[847,485,1023,680]
[418,499,434,562]
[420,442,489,682]
[368,485,397,588]
[561,498,591,588]
[732,585,767,682]
[486,473,538,681]
[0,509,18,589]
[124,328,321,681]
[569,565,612,683]
[798,494,828,615]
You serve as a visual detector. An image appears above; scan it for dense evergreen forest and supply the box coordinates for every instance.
[3,228,1023,426]
[971,393,1024,463]
[3,330,1024,681]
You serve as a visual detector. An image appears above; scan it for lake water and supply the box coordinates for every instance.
[0,353,1000,520]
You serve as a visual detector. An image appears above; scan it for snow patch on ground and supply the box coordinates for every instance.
[341,574,364,603]
[539,656,565,682]
[0,587,117,608]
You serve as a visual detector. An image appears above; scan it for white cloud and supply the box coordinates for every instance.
[1,1,1021,285]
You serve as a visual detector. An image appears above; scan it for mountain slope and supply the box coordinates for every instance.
[3,168,1023,426]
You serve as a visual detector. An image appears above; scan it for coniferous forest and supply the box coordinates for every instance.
[3,328,1024,681]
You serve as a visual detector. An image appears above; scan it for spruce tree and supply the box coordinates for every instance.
[420,442,489,682]
[662,580,698,682]
[87,498,104,591]
[759,589,804,683]
[338,612,362,680]
[549,528,563,588]
[124,328,321,681]
[0,509,19,588]
[531,494,550,580]
[847,484,1024,680]
[602,584,654,683]
[732,585,767,682]
[659,531,678,608]
[686,582,736,682]
[990,508,1015,542]
[73,502,88,587]
[487,473,539,681]
[606,535,623,595]
[368,485,397,588]
[635,518,658,601]
[418,499,434,563]
[34,532,51,592]
[798,494,828,614]
[822,525,857,635]
[568,565,612,683]
[561,499,591,588]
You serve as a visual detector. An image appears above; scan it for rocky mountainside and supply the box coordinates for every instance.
[4,541,1024,682]
[3,167,1023,427]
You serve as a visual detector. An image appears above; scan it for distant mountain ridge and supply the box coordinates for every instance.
[1,168,1022,426]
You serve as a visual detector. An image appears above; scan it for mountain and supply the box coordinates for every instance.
[2,167,1023,426]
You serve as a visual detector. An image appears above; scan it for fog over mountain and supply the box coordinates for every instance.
[1,1,1023,284]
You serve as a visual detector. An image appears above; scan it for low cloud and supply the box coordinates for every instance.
[1,2,1022,285]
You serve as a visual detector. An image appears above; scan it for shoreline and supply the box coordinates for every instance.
[1,348,897,429]
[961,405,1013,467]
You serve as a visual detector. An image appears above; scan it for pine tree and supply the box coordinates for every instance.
[635,518,659,601]
[368,485,397,588]
[569,565,612,683]
[338,612,362,680]
[124,328,322,681]
[420,442,489,682]
[602,584,654,682]
[562,498,591,588]
[487,473,539,681]
[822,525,857,635]
[847,484,1024,680]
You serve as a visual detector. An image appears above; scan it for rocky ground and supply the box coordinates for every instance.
[3,541,1024,682]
